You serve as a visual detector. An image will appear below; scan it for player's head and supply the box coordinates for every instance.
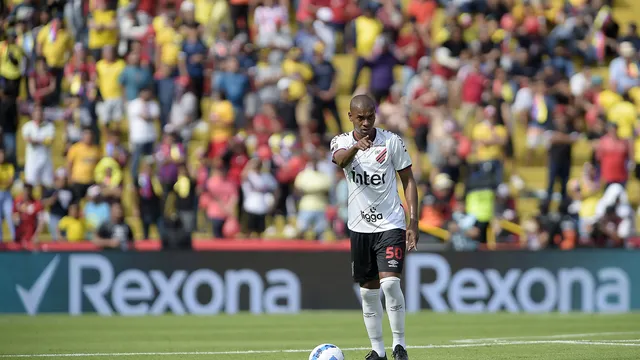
[348,95,376,136]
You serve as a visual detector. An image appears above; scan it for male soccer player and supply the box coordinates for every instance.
[331,95,419,360]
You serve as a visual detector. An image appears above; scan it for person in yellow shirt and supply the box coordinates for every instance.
[95,46,126,125]
[349,4,383,93]
[36,18,72,102]
[0,148,15,241]
[471,105,508,184]
[67,128,102,199]
[209,91,235,155]
[0,30,26,97]
[154,14,182,69]
[294,153,331,240]
[57,203,86,242]
[607,93,638,140]
[88,0,118,61]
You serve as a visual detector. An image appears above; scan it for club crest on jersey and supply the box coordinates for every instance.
[375,148,387,164]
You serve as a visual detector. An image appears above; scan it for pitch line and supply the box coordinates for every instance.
[1,340,639,358]
[452,331,640,343]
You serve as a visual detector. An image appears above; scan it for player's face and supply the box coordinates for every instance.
[349,107,376,136]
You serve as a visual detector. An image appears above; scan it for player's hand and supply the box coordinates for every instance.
[406,221,419,252]
[355,135,373,151]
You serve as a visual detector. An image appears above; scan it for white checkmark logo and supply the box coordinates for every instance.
[16,255,60,315]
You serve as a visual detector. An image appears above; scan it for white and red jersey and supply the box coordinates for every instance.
[331,128,412,233]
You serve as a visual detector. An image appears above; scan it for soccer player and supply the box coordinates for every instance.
[331,95,418,360]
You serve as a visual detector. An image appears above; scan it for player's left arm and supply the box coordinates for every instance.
[392,135,419,251]
[398,167,419,251]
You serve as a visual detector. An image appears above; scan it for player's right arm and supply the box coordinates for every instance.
[331,135,372,168]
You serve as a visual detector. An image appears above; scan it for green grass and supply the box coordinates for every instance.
[1,312,640,359]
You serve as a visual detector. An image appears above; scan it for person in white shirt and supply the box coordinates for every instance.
[169,77,198,142]
[21,105,55,188]
[127,87,160,181]
[240,158,278,238]
[331,95,418,360]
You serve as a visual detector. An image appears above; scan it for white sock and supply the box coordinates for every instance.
[380,277,406,349]
[360,287,386,356]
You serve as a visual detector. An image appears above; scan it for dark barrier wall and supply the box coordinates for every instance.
[0,251,636,315]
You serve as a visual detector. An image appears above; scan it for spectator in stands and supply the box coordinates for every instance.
[36,18,71,102]
[13,183,44,245]
[64,44,97,88]
[377,84,408,135]
[364,34,408,104]
[349,4,384,94]
[28,56,57,107]
[172,162,198,235]
[314,8,335,60]
[241,158,277,238]
[22,105,55,189]
[104,129,128,168]
[87,0,118,61]
[200,166,238,238]
[119,51,153,102]
[254,0,288,46]
[128,86,160,181]
[448,198,480,251]
[94,149,124,203]
[179,22,207,118]
[63,94,93,152]
[0,149,15,241]
[294,152,331,240]
[134,158,164,240]
[0,29,22,166]
[216,57,251,127]
[57,203,86,242]
[471,105,507,185]
[619,22,640,50]
[310,43,341,136]
[67,128,101,198]
[546,106,580,200]
[156,131,185,196]
[208,91,236,158]
[169,76,198,142]
[609,42,640,94]
[43,170,75,241]
[95,45,126,126]
[418,173,455,240]
[596,123,630,188]
[93,202,134,250]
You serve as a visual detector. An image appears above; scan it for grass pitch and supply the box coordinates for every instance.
[1,312,639,359]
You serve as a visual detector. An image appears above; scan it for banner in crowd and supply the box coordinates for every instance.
[0,251,636,315]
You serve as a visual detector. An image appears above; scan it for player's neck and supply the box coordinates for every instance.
[354,128,376,141]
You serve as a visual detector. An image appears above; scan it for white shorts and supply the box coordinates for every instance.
[24,159,54,187]
[97,98,124,124]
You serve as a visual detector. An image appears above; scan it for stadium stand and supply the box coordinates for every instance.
[2,0,640,250]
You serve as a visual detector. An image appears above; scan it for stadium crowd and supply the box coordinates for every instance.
[0,0,639,251]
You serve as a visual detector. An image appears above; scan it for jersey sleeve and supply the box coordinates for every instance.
[391,134,412,171]
[330,134,351,163]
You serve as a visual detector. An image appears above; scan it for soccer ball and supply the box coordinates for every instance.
[308,344,345,360]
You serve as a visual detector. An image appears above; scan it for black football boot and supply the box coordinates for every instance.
[392,345,409,360]
[365,350,387,360]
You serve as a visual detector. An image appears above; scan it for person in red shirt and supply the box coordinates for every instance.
[396,20,427,90]
[409,71,438,152]
[13,184,44,245]
[596,123,631,187]
[460,59,486,125]
[28,57,57,107]
[252,103,283,147]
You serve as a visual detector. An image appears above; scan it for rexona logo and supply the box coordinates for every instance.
[405,254,631,313]
[350,170,386,186]
[17,254,302,316]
